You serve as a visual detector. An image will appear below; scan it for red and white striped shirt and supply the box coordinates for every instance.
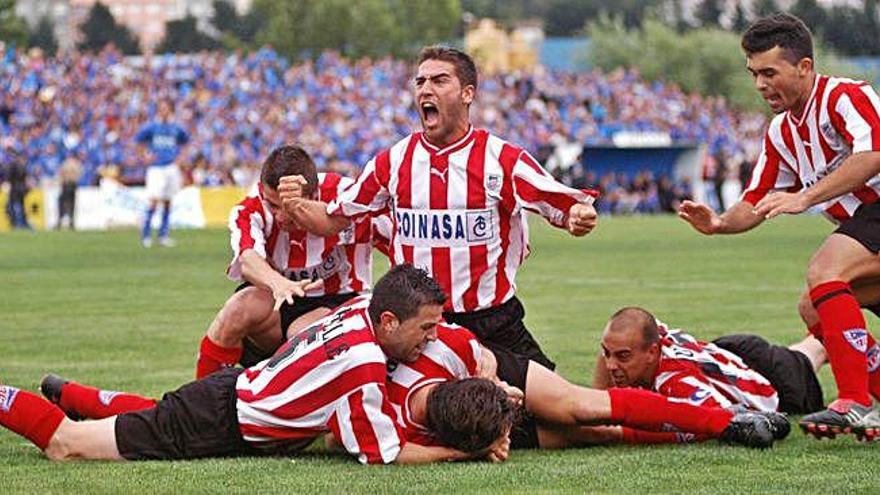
[742,74,880,223]
[235,295,406,464]
[652,322,779,412]
[327,127,596,312]
[386,324,482,445]
[227,173,374,296]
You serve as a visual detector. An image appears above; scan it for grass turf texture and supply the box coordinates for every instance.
[1,215,878,493]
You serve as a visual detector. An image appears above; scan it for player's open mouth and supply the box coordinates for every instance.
[421,102,439,126]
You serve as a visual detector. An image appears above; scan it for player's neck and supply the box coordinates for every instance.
[408,383,437,425]
[424,122,471,150]
[789,72,817,121]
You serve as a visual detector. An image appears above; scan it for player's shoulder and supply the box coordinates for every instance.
[824,74,877,105]
[436,322,478,345]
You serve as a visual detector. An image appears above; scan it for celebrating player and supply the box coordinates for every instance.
[195,144,384,378]
[0,265,491,465]
[279,46,598,371]
[677,13,880,439]
[386,322,786,451]
[135,99,189,248]
[593,307,827,416]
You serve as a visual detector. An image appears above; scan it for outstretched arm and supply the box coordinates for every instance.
[754,151,880,218]
[678,200,764,235]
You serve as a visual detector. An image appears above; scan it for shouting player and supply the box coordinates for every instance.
[279,46,597,371]
[0,265,491,465]
[135,99,189,248]
[678,13,880,439]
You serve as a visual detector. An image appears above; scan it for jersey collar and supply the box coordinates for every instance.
[419,125,475,156]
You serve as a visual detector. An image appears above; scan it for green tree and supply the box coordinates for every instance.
[731,2,750,32]
[79,2,140,54]
[255,0,461,61]
[212,0,264,46]
[0,0,28,46]
[587,16,862,112]
[695,0,723,27]
[28,16,57,56]
[790,0,826,35]
[156,14,220,53]
[752,0,779,18]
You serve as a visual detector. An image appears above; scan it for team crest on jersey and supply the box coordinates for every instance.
[485,174,502,193]
[844,328,868,353]
[868,344,880,373]
[689,388,711,403]
[0,386,19,412]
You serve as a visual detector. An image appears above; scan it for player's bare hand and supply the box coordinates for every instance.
[476,345,499,380]
[567,203,597,236]
[278,175,308,201]
[494,380,524,406]
[271,278,324,311]
[753,191,810,219]
[678,200,722,235]
[485,432,511,463]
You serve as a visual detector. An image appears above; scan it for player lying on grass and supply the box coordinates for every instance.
[195,144,391,379]
[0,265,511,465]
[384,322,788,451]
[41,311,786,456]
[592,307,833,417]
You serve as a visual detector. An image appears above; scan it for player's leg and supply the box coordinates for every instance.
[713,334,824,415]
[40,374,157,420]
[802,227,880,438]
[536,424,702,448]
[525,361,734,436]
[196,286,280,378]
[788,335,827,374]
[142,166,162,246]
[44,417,122,461]
[158,165,181,246]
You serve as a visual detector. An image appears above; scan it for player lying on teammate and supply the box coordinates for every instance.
[195,144,390,379]
[592,307,828,416]
[385,323,788,451]
[0,265,506,465]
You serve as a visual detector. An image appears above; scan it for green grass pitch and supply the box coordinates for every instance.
[1,215,878,493]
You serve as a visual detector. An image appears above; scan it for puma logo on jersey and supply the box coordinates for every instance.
[429,167,448,183]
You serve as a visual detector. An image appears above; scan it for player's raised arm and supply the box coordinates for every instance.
[678,199,764,235]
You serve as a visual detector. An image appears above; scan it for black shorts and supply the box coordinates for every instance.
[115,368,261,460]
[486,343,540,449]
[712,334,824,415]
[444,296,555,371]
[835,201,880,254]
[235,283,358,367]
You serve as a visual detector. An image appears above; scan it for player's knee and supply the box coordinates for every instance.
[805,257,840,287]
[43,426,75,461]
[798,292,818,324]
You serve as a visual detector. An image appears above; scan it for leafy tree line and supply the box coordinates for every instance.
[587,16,863,112]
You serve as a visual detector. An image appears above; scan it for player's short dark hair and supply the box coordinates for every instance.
[426,378,518,453]
[418,45,478,92]
[260,144,318,196]
[608,307,660,348]
[741,12,813,64]
[368,264,447,325]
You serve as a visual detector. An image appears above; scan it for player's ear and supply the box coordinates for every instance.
[378,311,400,335]
[461,85,475,106]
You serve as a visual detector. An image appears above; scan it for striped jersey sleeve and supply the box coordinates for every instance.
[227,184,271,280]
[509,149,597,228]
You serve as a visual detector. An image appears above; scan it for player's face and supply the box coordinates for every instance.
[746,46,813,115]
[262,185,296,231]
[601,327,659,388]
[414,59,474,148]
[158,101,172,121]
[381,303,443,362]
